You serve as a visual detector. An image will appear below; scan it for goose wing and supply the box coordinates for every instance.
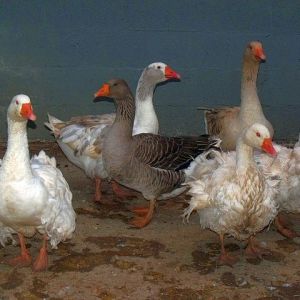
[45,113,115,159]
[133,133,220,171]
[200,106,240,136]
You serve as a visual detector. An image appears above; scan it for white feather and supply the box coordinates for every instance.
[0,95,76,249]
[183,124,279,241]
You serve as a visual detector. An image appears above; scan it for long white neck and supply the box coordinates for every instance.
[236,136,255,175]
[133,74,159,135]
[239,57,264,121]
[1,117,33,180]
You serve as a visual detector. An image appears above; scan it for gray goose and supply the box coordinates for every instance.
[45,62,180,204]
[199,41,273,150]
[94,78,220,228]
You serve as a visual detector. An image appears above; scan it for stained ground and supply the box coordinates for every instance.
[0,141,299,300]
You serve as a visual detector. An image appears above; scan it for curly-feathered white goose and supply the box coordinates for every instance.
[184,123,279,266]
[95,78,219,228]
[199,41,273,150]
[45,62,180,203]
[0,95,75,271]
[256,136,300,238]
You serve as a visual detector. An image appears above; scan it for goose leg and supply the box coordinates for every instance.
[111,180,137,200]
[130,206,150,216]
[275,215,300,238]
[93,177,113,204]
[218,234,238,266]
[32,235,48,272]
[130,199,156,228]
[245,236,270,258]
[6,233,32,267]
[93,177,102,203]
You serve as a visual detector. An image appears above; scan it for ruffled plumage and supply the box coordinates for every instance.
[184,124,280,247]
[0,94,76,270]
[184,149,279,240]
[30,150,76,248]
[256,140,300,214]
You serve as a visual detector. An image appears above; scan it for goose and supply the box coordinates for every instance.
[184,123,279,266]
[94,78,219,228]
[0,95,76,271]
[199,41,273,150]
[45,62,180,203]
[256,135,300,238]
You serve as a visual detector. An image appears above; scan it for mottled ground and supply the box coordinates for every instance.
[0,141,299,300]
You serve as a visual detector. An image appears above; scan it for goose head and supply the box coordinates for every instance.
[143,62,180,84]
[8,94,36,122]
[245,41,266,63]
[94,78,132,102]
[243,123,276,156]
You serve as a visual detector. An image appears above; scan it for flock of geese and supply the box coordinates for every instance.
[0,40,299,271]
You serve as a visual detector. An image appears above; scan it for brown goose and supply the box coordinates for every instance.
[200,41,273,150]
[94,78,219,228]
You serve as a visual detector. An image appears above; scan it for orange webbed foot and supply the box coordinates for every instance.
[129,216,152,228]
[129,199,156,228]
[130,206,150,216]
[32,247,48,272]
[32,236,48,272]
[245,237,271,259]
[6,252,32,267]
[275,216,300,239]
[4,233,32,268]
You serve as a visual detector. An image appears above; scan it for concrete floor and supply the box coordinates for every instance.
[0,141,299,300]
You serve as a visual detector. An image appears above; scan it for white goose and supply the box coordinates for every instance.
[184,123,279,266]
[0,95,75,271]
[200,41,273,151]
[45,62,180,203]
[256,135,300,237]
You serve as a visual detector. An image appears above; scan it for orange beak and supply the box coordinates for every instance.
[94,83,110,98]
[262,138,277,157]
[20,103,36,121]
[165,65,181,80]
[254,47,266,62]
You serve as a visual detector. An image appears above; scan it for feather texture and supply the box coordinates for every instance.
[101,79,220,202]
[184,124,279,241]
[0,95,76,250]
[256,140,300,214]
[44,62,179,187]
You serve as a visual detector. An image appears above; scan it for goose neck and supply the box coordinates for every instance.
[236,137,255,175]
[1,117,32,179]
[240,58,263,117]
[136,73,156,104]
[134,79,159,134]
[113,94,136,137]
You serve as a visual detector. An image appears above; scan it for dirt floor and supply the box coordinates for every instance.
[0,141,299,300]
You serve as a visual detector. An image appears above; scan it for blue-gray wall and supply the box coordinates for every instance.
[0,1,299,141]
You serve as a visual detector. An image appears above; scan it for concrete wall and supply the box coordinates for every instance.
[0,1,299,141]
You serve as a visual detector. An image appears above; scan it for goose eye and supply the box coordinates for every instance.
[15,100,19,105]
[157,66,161,69]
[256,132,261,137]
[113,83,118,87]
